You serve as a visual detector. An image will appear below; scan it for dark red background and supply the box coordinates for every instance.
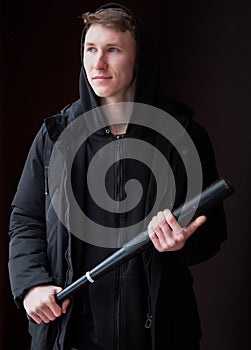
[1,0,250,349]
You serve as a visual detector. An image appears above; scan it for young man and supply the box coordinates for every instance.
[8,3,227,350]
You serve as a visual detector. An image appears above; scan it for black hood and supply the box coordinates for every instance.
[79,2,159,114]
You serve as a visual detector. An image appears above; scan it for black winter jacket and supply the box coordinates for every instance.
[8,3,228,350]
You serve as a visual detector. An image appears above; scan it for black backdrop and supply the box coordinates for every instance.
[1,0,251,349]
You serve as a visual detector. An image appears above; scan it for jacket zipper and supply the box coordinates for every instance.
[114,134,124,350]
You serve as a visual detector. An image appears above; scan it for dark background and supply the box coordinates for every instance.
[1,0,250,349]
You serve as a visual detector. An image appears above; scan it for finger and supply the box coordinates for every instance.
[48,288,64,317]
[35,288,63,321]
[148,221,157,240]
[28,312,43,324]
[157,210,185,247]
[153,213,176,248]
[25,302,52,324]
[152,212,173,238]
[184,215,207,240]
[154,211,182,248]
[62,298,71,314]
[33,301,57,322]
[151,214,165,235]
[148,222,163,251]
[156,211,172,233]
[41,305,59,321]
[31,308,51,323]
[156,230,176,250]
[163,213,184,243]
[152,226,177,251]
[163,209,183,233]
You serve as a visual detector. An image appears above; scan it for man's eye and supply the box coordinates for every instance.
[108,47,118,52]
[86,47,96,53]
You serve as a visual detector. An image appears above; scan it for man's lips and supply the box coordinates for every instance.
[92,76,112,80]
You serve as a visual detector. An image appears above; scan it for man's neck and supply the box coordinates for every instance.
[100,83,135,135]
[109,123,128,136]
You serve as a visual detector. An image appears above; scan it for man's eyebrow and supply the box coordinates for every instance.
[84,41,95,46]
[84,41,123,47]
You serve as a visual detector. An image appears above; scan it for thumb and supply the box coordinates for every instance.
[51,287,70,313]
[184,215,207,239]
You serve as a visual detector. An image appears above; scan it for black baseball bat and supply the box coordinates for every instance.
[55,176,234,304]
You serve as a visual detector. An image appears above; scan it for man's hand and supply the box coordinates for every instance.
[23,285,70,324]
[148,209,207,252]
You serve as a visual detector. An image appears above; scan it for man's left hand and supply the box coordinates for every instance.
[148,209,207,252]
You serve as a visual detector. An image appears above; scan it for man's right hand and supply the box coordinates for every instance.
[23,285,70,324]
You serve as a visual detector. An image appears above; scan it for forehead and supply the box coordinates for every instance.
[84,23,135,46]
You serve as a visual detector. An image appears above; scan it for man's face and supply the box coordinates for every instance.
[83,24,136,103]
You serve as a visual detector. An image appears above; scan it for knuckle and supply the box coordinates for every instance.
[168,214,176,225]
[161,245,168,252]
[176,233,184,242]
[40,297,47,305]
[38,301,47,310]
[168,240,175,248]
[161,241,169,250]
[158,216,166,227]
[149,233,156,240]
[49,315,56,321]
[163,208,171,215]
[151,223,156,231]
[152,222,159,231]
[157,211,164,219]
[34,303,42,313]
[29,310,36,318]
[160,222,168,232]
[156,227,162,235]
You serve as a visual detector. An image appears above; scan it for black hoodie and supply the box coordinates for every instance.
[8,3,227,350]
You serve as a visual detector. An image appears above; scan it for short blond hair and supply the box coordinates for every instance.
[81,8,136,39]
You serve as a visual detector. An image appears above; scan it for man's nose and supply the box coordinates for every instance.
[94,51,107,70]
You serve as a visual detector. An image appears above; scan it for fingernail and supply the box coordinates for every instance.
[196,216,206,224]
[163,209,171,219]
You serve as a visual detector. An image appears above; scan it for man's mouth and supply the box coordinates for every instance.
[92,75,112,80]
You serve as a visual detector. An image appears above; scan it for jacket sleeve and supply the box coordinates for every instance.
[166,120,228,266]
[8,125,54,308]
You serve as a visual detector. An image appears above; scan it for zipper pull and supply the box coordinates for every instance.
[145,313,152,329]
